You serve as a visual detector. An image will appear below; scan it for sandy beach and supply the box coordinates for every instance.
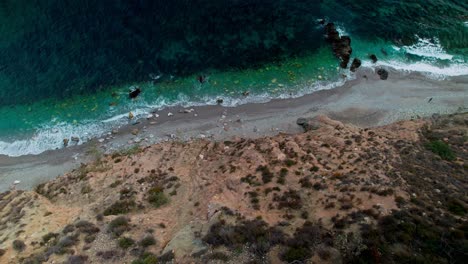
[1,68,467,192]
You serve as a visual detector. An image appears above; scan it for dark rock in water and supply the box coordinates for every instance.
[197,75,206,84]
[377,69,389,80]
[63,138,69,147]
[324,23,352,69]
[71,136,80,143]
[318,19,326,25]
[216,98,224,105]
[296,118,320,132]
[129,87,141,99]
[370,54,378,63]
[350,58,362,72]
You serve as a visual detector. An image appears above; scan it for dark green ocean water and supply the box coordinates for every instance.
[0,0,467,156]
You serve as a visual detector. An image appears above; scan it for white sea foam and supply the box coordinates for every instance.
[0,76,353,157]
[398,37,454,60]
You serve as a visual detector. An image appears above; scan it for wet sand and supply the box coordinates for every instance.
[1,68,467,192]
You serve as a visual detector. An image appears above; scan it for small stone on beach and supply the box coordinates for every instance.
[168,112,174,117]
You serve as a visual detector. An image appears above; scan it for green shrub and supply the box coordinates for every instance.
[12,240,26,252]
[425,140,455,161]
[118,237,135,249]
[108,216,131,237]
[282,247,310,262]
[103,200,136,216]
[75,220,100,234]
[206,251,230,261]
[147,187,169,208]
[139,236,156,247]
[132,252,158,264]
[284,159,297,167]
[42,232,59,244]
[447,199,467,216]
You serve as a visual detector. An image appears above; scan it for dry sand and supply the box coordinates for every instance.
[1,68,467,192]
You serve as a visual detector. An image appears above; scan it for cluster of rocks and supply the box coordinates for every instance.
[325,23,353,69]
[63,136,80,147]
[323,21,388,80]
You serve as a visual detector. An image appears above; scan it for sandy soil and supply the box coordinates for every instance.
[1,69,467,192]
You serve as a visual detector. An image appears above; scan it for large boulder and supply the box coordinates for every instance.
[377,68,389,80]
[296,118,320,132]
[325,23,353,69]
[350,58,362,72]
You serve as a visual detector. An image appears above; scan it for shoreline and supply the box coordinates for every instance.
[1,68,467,192]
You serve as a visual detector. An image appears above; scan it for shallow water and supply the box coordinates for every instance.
[0,0,467,156]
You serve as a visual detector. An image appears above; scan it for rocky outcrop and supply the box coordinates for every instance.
[296,117,320,132]
[370,54,378,63]
[325,23,352,68]
[377,68,389,80]
[350,58,362,72]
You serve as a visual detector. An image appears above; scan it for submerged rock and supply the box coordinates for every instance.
[377,68,389,80]
[350,58,362,72]
[370,54,378,63]
[216,98,224,105]
[63,138,69,147]
[71,137,80,143]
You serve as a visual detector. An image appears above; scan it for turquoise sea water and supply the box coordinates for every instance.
[0,1,467,156]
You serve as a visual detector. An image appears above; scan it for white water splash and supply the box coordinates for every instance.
[399,36,453,60]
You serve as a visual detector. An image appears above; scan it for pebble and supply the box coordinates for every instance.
[13,180,21,185]
[199,154,204,160]
[194,114,198,117]
[146,114,154,119]
[435,189,441,193]
[168,112,174,117]
[134,138,141,143]
[98,138,105,143]
[155,114,159,118]
[131,129,139,135]
[149,121,157,125]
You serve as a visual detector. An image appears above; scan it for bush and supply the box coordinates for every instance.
[425,140,455,161]
[75,220,100,234]
[12,240,26,252]
[53,234,80,254]
[108,216,131,237]
[447,199,467,216]
[299,177,312,188]
[206,251,230,261]
[256,165,274,184]
[42,232,59,244]
[281,221,323,262]
[282,247,310,262]
[103,200,136,216]
[139,236,156,247]
[203,219,285,255]
[147,187,169,208]
[275,189,302,210]
[284,159,296,167]
[132,252,158,264]
[118,237,135,249]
